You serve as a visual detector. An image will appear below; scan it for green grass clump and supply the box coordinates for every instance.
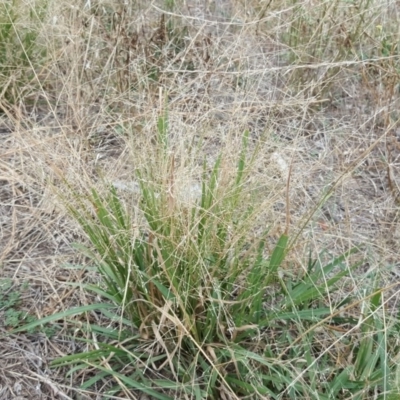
[13,123,400,399]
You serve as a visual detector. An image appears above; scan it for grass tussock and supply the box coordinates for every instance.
[1,0,400,399]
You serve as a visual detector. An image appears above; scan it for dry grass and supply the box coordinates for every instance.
[1,0,400,398]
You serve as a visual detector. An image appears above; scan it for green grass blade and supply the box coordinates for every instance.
[12,303,115,333]
[268,233,289,279]
[88,364,174,400]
